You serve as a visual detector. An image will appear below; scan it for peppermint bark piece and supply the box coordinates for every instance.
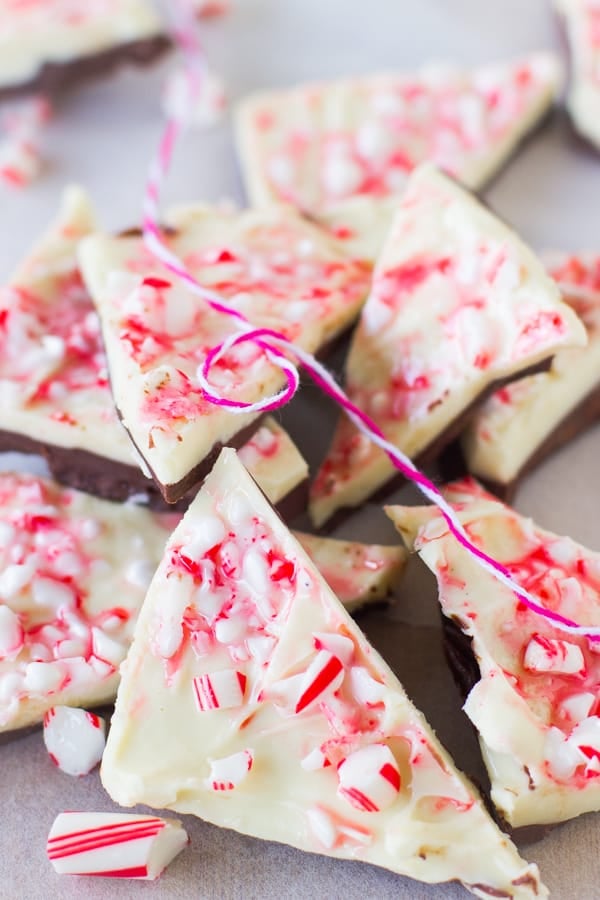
[309,164,587,527]
[101,449,545,899]
[0,187,308,512]
[556,0,600,148]
[0,0,167,98]
[293,532,406,612]
[462,252,600,496]
[236,54,562,261]
[238,416,308,519]
[387,478,600,828]
[79,205,371,505]
[0,472,171,734]
[0,186,159,502]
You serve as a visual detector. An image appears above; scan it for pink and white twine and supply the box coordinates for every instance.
[141,3,600,641]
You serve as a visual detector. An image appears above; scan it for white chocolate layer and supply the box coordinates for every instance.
[556,0,600,148]
[387,478,600,827]
[463,251,600,485]
[0,472,171,733]
[238,416,308,507]
[0,0,163,90]
[0,186,137,468]
[236,54,562,261]
[101,449,544,899]
[79,205,370,498]
[309,164,587,527]
[293,532,406,612]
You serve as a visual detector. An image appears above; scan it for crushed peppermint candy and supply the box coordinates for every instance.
[43,706,106,776]
[46,811,189,879]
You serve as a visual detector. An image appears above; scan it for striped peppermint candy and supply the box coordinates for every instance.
[192,669,247,711]
[46,811,189,879]
[43,707,106,777]
[206,748,253,791]
[295,650,345,714]
[337,744,401,813]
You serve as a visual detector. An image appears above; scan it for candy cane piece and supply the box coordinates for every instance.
[192,669,247,711]
[46,811,189,878]
[295,650,345,714]
[337,744,401,813]
[206,748,253,790]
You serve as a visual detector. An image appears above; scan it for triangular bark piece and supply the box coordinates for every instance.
[102,449,545,898]
[236,54,562,261]
[556,0,600,147]
[0,471,171,734]
[293,531,406,612]
[309,163,587,526]
[387,477,600,828]
[0,1,166,97]
[79,205,371,504]
[462,251,600,493]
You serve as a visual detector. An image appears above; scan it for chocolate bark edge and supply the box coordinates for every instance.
[442,375,600,504]
[0,35,170,102]
[315,356,553,534]
[442,615,555,846]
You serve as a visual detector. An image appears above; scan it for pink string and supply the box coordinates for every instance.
[139,5,600,641]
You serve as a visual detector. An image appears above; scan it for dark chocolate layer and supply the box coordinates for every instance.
[448,376,600,505]
[0,35,170,101]
[316,356,553,533]
[442,614,554,845]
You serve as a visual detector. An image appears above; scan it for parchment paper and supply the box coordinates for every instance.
[1,1,599,897]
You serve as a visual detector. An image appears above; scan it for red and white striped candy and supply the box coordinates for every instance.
[43,707,106,777]
[313,632,354,666]
[523,634,586,676]
[192,669,247,711]
[337,744,401,813]
[206,748,253,791]
[46,811,188,879]
[295,650,345,714]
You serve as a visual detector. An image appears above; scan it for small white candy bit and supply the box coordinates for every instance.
[43,707,106,777]
[192,669,247,711]
[300,745,331,771]
[348,666,386,706]
[559,692,596,724]
[337,744,401,813]
[523,634,586,677]
[0,605,23,659]
[295,650,345,714]
[206,749,253,791]
[313,632,354,666]
[46,811,189,879]
[544,726,586,780]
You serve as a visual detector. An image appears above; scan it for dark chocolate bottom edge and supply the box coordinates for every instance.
[316,357,553,533]
[0,34,170,101]
[0,425,309,519]
[441,615,554,845]
[441,377,600,505]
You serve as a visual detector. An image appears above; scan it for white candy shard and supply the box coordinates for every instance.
[192,669,247,711]
[523,634,586,676]
[206,749,253,791]
[337,744,401,813]
[43,706,106,777]
[0,606,23,660]
[46,811,188,879]
[295,650,345,713]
